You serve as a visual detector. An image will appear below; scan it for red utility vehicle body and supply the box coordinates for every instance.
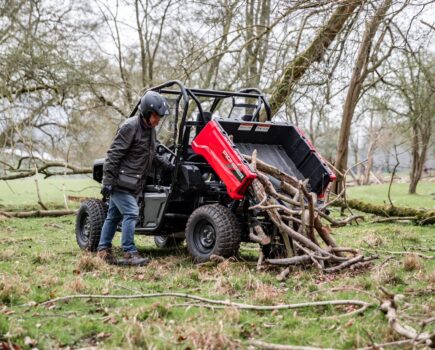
[191,120,257,200]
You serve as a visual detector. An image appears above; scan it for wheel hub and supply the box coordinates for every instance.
[82,216,90,240]
[199,225,215,247]
[195,223,216,252]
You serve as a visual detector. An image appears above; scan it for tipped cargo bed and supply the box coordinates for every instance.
[217,119,335,196]
[236,143,304,180]
[192,118,335,199]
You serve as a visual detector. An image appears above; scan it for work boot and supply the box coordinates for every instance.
[118,252,150,266]
[97,248,116,264]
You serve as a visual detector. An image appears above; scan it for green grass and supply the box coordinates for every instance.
[347,181,434,209]
[0,178,434,348]
[0,213,433,349]
[0,176,99,210]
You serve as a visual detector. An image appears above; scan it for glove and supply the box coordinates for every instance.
[101,184,113,197]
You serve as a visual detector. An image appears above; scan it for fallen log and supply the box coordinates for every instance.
[0,210,76,218]
[334,199,435,225]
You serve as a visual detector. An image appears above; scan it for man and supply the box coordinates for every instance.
[97,91,170,266]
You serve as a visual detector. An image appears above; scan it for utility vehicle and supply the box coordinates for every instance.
[75,81,335,262]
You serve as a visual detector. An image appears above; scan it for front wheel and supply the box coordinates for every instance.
[186,204,241,263]
[75,199,107,251]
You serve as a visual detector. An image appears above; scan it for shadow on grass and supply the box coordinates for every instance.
[137,243,259,262]
[137,245,189,258]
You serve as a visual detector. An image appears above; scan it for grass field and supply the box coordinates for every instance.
[347,181,434,209]
[0,178,434,349]
[0,176,99,211]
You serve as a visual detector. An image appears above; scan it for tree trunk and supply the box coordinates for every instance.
[261,0,362,121]
[135,0,147,89]
[409,124,429,194]
[203,0,235,88]
[363,121,381,185]
[243,0,270,87]
[333,0,392,193]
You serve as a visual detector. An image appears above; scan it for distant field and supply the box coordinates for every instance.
[347,181,434,209]
[0,176,99,210]
[1,177,433,211]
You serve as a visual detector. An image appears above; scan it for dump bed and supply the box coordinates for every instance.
[192,118,335,200]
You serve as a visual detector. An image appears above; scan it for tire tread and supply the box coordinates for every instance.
[186,204,241,262]
[75,199,107,251]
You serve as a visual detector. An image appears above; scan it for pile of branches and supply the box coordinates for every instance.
[245,151,375,278]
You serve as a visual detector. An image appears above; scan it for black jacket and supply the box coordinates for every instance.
[102,116,156,195]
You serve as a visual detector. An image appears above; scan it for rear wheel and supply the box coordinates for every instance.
[154,235,185,248]
[75,199,107,251]
[186,204,241,263]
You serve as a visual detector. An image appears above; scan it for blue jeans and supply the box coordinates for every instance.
[98,190,139,253]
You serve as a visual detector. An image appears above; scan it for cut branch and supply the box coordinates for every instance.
[38,292,371,314]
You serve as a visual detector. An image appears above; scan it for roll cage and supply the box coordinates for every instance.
[129,80,272,192]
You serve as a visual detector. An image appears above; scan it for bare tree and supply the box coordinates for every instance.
[333,0,394,193]
[263,0,363,121]
[386,52,435,194]
[0,0,105,166]
[362,112,384,185]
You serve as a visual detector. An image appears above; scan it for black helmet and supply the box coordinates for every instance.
[139,91,170,119]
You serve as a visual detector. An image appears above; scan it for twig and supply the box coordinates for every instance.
[249,339,417,350]
[323,159,368,209]
[38,292,371,314]
[369,216,417,223]
[243,154,299,188]
[317,211,364,227]
[249,339,337,350]
[293,241,324,269]
[249,196,268,210]
[266,255,312,266]
[257,251,265,270]
[317,287,380,302]
[33,166,48,210]
[419,216,435,225]
[364,340,423,349]
[323,255,378,273]
[298,182,307,237]
[361,248,434,260]
[379,288,432,343]
[387,145,400,208]
[276,267,291,281]
[3,180,16,194]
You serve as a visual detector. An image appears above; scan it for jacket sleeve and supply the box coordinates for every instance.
[102,122,135,185]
